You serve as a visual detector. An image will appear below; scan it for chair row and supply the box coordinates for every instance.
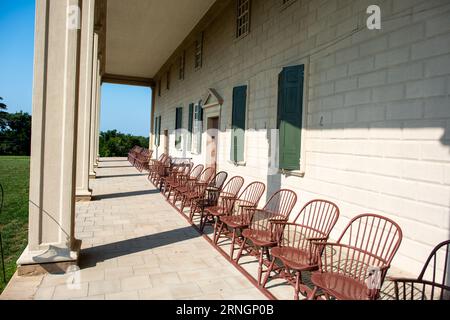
[145,159,449,300]
[127,146,153,172]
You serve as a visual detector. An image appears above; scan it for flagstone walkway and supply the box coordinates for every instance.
[1,158,267,300]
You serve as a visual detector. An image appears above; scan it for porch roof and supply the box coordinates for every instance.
[105,0,216,79]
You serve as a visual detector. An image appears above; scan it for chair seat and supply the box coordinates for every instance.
[242,229,277,247]
[310,272,370,300]
[205,206,225,217]
[271,247,317,271]
[221,215,250,229]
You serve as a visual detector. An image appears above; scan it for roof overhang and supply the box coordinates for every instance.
[104,0,216,80]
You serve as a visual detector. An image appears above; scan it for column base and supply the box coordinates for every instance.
[17,239,82,276]
[75,189,92,202]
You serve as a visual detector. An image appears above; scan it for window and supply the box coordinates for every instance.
[236,0,251,39]
[179,51,186,80]
[154,116,161,147]
[231,85,247,163]
[278,65,304,171]
[175,107,183,149]
[158,79,162,97]
[166,68,171,90]
[194,33,204,70]
[187,103,194,150]
[281,0,296,9]
[191,102,203,153]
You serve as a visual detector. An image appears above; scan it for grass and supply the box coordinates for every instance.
[0,156,30,292]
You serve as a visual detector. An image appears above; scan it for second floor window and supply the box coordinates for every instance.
[236,0,251,39]
[194,33,203,70]
[179,51,185,80]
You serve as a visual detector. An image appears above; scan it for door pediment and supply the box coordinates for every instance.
[202,88,224,109]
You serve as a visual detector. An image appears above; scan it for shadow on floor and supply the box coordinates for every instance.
[97,173,147,179]
[79,226,201,268]
[92,189,160,201]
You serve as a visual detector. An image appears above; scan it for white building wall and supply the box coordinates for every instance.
[152,0,450,275]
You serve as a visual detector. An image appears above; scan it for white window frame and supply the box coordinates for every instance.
[236,0,251,39]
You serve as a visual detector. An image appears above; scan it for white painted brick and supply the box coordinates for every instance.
[425,54,450,77]
[411,33,450,60]
[406,77,447,99]
[322,94,344,110]
[421,142,450,162]
[387,62,424,84]
[335,78,357,93]
[402,160,445,184]
[416,182,450,207]
[369,121,403,140]
[358,70,387,88]
[326,65,348,81]
[444,165,450,184]
[400,199,447,229]
[381,141,422,160]
[356,105,386,123]
[374,47,410,69]
[349,57,374,75]
[332,107,356,124]
[372,84,405,103]
[335,47,359,64]
[388,23,425,48]
[360,36,388,57]
[344,89,371,106]
[402,120,446,140]
[386,100,423,120]
[424,96,450,119]
[426,11,450,37]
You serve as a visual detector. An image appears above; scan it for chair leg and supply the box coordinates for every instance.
[235,237,247,263]
[229,228,236,257]
[213,220,222,244]
[257,248,265,285]
[307,287,318,300]
[294,271,300,300]
[262,259,276,288]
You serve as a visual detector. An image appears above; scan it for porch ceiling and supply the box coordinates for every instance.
[105,0,216,79]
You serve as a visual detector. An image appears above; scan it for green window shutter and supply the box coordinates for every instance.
[194,103,203,153]
[175,107,183,149]
[155,116,161,147]
[188,103,194,150]
[278,65,304,171]
[231,85,247,162]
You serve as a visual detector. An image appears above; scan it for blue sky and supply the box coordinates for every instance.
[0,0,151,137]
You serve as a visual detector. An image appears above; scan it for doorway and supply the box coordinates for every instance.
[207,117,219,172]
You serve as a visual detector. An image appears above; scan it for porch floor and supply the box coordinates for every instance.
[1,157,407,300]
[1,158,268,300]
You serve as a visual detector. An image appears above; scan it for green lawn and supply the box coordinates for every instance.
[0,156,30,292]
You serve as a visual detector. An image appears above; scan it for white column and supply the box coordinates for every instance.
[95,64,102,164]
[75,0,95,201]
[89,33,99,177]
[18,0,82,273]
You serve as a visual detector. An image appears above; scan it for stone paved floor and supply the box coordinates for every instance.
[1,158,267,300]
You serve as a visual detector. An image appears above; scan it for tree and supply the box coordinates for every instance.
[0,111,32,156]
[0,97,8,130]
[99,130,148,157]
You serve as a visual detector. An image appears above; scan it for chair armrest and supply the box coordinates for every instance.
[306,237,328,242]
